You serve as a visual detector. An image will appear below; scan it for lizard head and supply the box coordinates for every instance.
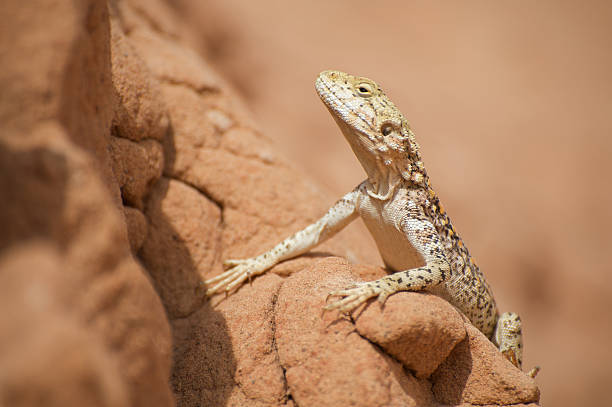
[315,70,426,185]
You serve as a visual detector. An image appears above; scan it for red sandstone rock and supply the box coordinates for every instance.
[431,323,540,405]
[275,257,436,407]
[123,205,148,252]
[0,2,173,406]
[109,136,164,209]
[355,291,467,379]
[110,17,168,142]
[140,177,221,318]
[0,244,130,407]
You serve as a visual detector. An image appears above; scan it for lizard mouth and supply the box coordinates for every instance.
[314,72,342,113]
[315,71,376,135]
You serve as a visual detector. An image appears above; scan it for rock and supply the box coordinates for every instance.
[140,177,221,318]
[431,323,540,405]
[110,16,168,142]
[0,244,129,407]
[218,274,288,405]
[109,136,164,209]
[0,2,173,406]
[275,257,436,407]
[172,273,286,406]
[128,26,228,96]
[123,205,147,252]
[355,291,467,378]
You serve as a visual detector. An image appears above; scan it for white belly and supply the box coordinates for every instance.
[357,190,424,272]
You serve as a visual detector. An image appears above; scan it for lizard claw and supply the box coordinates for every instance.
[528,366,541,378]
[222,258,248,270]
[324,281,391,313]
[377,290,390,304]
[324,283,358,303]
[204,257,267,297]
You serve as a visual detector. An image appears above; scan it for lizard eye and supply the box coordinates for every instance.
[355,82,373,97]
[381,123,394,136]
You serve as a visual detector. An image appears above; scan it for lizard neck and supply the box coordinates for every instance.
[329,104,427,199]
[362,155,403,201]
[344,129,403,201]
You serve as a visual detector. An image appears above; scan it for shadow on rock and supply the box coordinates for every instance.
[139,123,236,406]
[430,334,473,405]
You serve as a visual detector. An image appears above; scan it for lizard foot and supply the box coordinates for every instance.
[203,258,265,297]
[527,366,541,378]
[324,281,393,313]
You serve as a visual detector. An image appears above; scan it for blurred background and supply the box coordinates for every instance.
[170,1,611,405]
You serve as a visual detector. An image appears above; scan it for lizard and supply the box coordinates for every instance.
[204,70,538,377]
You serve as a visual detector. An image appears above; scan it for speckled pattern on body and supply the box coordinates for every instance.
[205,70,536,375]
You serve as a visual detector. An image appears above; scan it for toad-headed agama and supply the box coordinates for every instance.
[204,70,539,377]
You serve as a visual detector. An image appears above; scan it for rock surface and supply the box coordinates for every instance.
[0,2,173,406]
[0,0,540,406]
[275,258,435,407]
[432,324,540,405]
[354,291,467,379]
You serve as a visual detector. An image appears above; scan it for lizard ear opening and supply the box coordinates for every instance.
[380,122,402,139]
[381,123,394,136]
[379,121,408,154]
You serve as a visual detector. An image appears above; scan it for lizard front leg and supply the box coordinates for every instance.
[326,203,451,312]
[325,261,450,312]
[204,185,362,296]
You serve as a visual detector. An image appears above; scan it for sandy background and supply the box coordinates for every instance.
[170,1,612,405]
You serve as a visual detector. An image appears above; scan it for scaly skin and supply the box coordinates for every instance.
[204,70,538,377]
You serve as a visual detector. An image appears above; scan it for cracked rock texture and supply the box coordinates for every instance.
[1,1,539,406]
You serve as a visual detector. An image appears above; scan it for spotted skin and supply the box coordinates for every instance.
[204,70,536,376]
